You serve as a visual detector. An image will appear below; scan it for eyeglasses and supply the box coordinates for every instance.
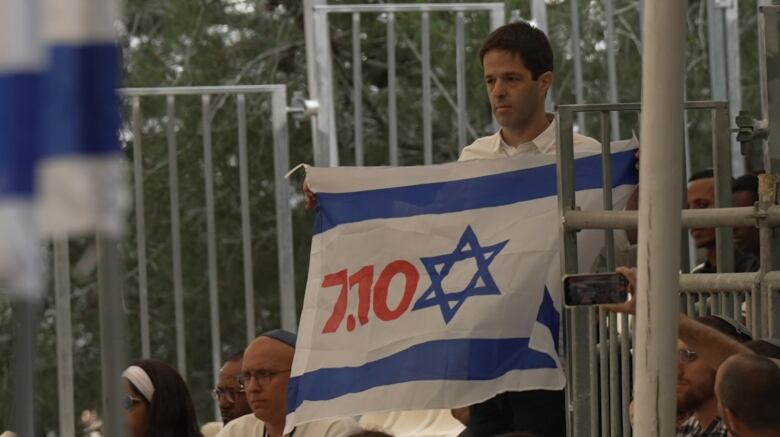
[123,395,144,411]
[678,348,698,364]
[236,369,291,389]
[211,387,245,402]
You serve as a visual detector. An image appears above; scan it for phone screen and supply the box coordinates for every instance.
[563,273,629,306]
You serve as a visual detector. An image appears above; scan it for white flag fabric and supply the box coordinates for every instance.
[285,140,638,432]
[0,0,125,300]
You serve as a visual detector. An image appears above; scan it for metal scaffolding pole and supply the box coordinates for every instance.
[633,1,687,436]
[97,234,127,437]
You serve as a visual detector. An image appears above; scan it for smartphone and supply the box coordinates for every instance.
[563,272,629,306]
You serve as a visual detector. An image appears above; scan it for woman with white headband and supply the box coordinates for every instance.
[122,359,202,437]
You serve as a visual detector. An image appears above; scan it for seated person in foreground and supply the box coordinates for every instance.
[216,329,361,437]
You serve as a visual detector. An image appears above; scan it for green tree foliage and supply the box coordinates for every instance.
[0,0,769,434]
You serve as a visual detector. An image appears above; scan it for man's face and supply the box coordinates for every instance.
[241,337,294,424]
[216,359,252,425]
[687,178,716,248]
[483,49,550,132]
[677,340,716,414]
[732,190,760,255]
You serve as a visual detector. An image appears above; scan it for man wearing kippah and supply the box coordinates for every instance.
[215,329,362,437]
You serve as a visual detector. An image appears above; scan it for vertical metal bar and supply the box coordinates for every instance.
[598,311,609,437]
[352,13,364,166]
[724,1,744,175]
[686,293,694,316]
[387,12,398,166]
[201,94,222,420]
[599,111,621,437]
[532,0,549,32]
[758,7,780,336]
[304,0,326,167]
[237,94,256,342]
[570,0,587,130]
[759,6,780,174]
[421,12,433,166]
[633,0,686,433]
[533,0,555,112]
[681,116,693,273]
[556,106,591,437]
[166,95,187,378]
[131,96,150,358]
[490,4,506,134]
[750,283,760,336]
[272,88,298,332]
[758,174,778,338]
[456,12,467,152]
[11,298,38,436]
[699,293,707,318]
[54,239,75,437]
[608,312,620,437]
[713,104,735,274]
[590,308,601,437]
[600,112,615,267]
[619,313,632,437]
[707,0,745,175]
[604,0,620,140]
[707,1,728,110]
[97,234,127,437]
[489,3,506,31]
[313,9,339,167]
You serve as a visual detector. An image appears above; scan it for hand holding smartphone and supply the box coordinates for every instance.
[563,272,629,306]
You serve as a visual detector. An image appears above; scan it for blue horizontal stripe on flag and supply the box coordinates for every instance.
[0,73,39,196]
[286,337,557,413]
[314,148,638,234]
[40,43,120,159]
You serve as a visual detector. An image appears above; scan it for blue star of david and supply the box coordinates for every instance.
[412,225,509,323]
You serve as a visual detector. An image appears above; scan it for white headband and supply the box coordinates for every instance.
[122,365,154,402]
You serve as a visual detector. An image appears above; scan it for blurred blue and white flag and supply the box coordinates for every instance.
[286,140,638,430]
[0,0,127,300]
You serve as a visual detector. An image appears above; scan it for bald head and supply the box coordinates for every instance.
[242,335,296,426]
[716,354,780,432]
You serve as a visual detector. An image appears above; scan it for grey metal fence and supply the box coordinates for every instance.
[556,7,780,436]
[307,2,505,167]
[49,85,297,435]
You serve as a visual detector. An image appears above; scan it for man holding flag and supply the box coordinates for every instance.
[457,21,600,437]
[298,21,630,437]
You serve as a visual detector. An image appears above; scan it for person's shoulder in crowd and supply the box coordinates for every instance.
[297,416,362,436]
[216,414,361,437]
[215,413,262,436]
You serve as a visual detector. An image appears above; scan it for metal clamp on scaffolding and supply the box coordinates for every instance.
[288,90,319,120]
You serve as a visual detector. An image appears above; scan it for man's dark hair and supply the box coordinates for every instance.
[130,359,202,437]
[479,21,553,80]
[732,174,759,201]
[695,315,753,343]
[717,354,780,431]
[746,338,780,359]
[688,169,714,183]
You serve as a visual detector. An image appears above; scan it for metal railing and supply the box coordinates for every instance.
[308,2,505,167]
[49,85,297,435]
[556,100,748,437]
[556,6,780,431]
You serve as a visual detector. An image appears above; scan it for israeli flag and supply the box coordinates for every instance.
[285,140,638,432]
[0,0,125,299]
